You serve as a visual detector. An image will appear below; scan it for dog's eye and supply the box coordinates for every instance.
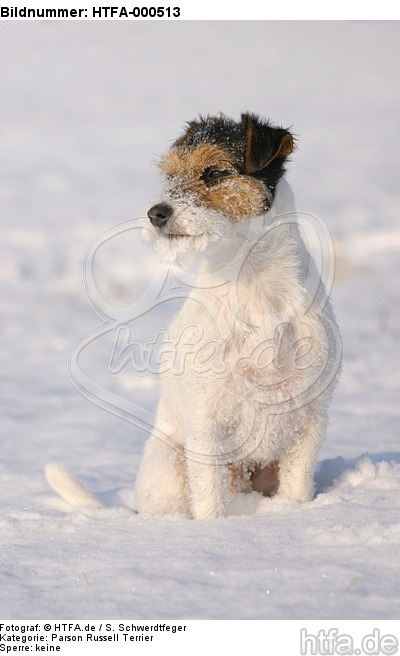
[201,167,232,185]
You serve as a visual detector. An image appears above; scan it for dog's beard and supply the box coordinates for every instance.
[142,203,229,268]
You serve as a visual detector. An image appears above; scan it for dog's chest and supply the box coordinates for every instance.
[168,275,291,388]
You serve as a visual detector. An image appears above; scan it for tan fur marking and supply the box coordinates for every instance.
[160,144,236,178]
[278,132,294,157]
[160,144,267,221]
[204,177,266,221]
[228,463,251,493]
[261,132,294,170]
[245,117,255,173]
[250,461,280,496]
[228,461,280,496]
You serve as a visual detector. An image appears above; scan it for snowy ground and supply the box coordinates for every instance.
[1,21,400,620]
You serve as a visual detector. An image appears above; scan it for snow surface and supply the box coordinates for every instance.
[1,21,400,620]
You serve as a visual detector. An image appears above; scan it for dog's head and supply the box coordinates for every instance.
[146,113,294,263]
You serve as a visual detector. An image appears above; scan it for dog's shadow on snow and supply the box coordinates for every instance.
[314,451,400,496]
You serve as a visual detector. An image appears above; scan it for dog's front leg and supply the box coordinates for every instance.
[185,432,230,520]
[277,410,326,503]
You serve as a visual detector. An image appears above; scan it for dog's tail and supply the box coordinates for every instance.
[45,463,104,508]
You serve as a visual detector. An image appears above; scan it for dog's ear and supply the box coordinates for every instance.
[242,113,294,174]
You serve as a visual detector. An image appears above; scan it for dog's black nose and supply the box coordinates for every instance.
[147,203,172,227]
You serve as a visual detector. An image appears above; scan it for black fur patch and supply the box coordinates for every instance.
[172,112,294,203]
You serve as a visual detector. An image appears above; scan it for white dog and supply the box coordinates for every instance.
[133,113,341,519]
[46,113,341,519]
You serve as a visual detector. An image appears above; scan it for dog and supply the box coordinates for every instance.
[133,112,341,519]
[46,113,341,518]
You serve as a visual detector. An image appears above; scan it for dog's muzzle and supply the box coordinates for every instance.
[147,203,173,228]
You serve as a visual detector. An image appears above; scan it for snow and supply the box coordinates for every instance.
[1,21,400,620]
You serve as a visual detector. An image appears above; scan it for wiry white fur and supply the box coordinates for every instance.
[134,178,341,519]
[45,463,103,507]
[45,179,340,518]
[142,201,228,267]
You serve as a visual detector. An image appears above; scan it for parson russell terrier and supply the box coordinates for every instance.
[46,113,341,518]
